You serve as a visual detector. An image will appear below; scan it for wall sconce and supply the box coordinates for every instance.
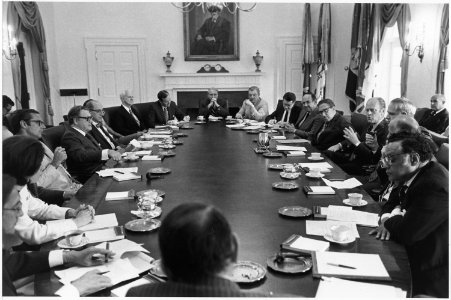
[405,43,424,63]
[405,22,425,63]
[3,25,17,61]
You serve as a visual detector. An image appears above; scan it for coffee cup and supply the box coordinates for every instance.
[65,230,84,246]
[348,193,363,205]
[329,225,350,242]
[311,152,322,159]
[197,116,205,121]
[226,115,232,120]
[310,167,322,177]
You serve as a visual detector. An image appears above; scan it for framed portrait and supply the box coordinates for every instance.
[183,3,239,61]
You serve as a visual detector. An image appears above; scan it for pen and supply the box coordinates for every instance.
[327,263,356,269]
[114,171,125,174]
[105,242,110,263]
[97,270,110,275]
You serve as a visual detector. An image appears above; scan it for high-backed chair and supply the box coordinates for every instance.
[414,107,429,123]
[41,125,68,152]
[435,143,449,169]
[103,106,121,127]
[351,112,369,137]
[132,102,152,128]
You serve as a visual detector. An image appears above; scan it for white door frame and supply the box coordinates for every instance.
[275,36,302,99]
[85,37,147,103]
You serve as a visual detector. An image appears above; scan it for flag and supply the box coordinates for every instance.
[302,3,314,94]
[316,63,327,101]
[316,3,331,101]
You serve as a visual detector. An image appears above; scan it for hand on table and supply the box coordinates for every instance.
[108,150,122,161]
[368,222,391,240]
[73,206,95,227]
[183,116,190,122]
[71,269,113,296]
[235,113,243,119]
[284,123,296,133]
[268,119,277,125]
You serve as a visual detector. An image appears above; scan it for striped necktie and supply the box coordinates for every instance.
[129,108,141,126]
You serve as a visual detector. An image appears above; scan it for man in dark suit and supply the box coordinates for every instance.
[286,92,325,140]
[127,203,265,297]
[198,88,229,118]
[264,92,302,126]
[110,90,146,136]
[312,98,352,151]
[324,97,389,175]
[369,133,448,297]
[61,106,122,183]
[419,94,448,134]
[147,90,189,128]
[2,174,114,296]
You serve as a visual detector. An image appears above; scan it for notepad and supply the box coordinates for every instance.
[287,151,305,156]
[276,139,310,144]
[95,239,149,258]
[276,145,307,151]
[312,251,391,281]
[113,172,141,181]
[141,155,161,161]
[97,167,139,177]
[105,190,135,201]
[271,135,287,140]
[304,186,335,195]
[325,205,379,227]
[306,220,360,238]
[84,225,125,243]
[281,234,330,255]
[322,178,362,189]
[79,213,118,231]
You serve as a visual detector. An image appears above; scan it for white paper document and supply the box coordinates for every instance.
[290,236,330,253]
[276,139,310,144]
[306,220,360,238]
[129,139,141,148]
[124,150,152,156]
[142,155,161,161]
[299,162,333,173]
[314,251,390,280]
[95,239,150,258]
[96,167,139,177]
[276,145,307,151]
[143,134,171,139]
[287,151,305,156]
[113,173,141,181]
[322,177,362,189]
[325,206,379,227]
[226,124,245,128]
[149,129,172,134]
[271,135,287,140]
[243,125,264,130]
[111,278,150,297]
[79,213,118,231]
[316,277,406,298]
[105,191,132,201]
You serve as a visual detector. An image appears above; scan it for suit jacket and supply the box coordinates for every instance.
[110,105,145,136]
[383,162,449,297]
[90,123,119,150]
[3,249,50,296]
[313,113,351,151]
[147,101,185,128]
[419,108,449,134]
[27,183,65,206]
[199,98,229,118]
[293,108,325,139]
[264,101,302,124]
[61,127,104,184]
[127,276,267,297]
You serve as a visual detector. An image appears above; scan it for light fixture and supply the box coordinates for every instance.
[404,43,424,63]
[171,2,256,14]
[405,22,425,63]
[3,25,17,61]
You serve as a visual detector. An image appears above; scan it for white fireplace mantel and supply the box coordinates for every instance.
[160,72,263,103]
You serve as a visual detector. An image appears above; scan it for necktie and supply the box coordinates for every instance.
[297,112,310,128]
[129,108,141,126]
[163,107,169,123]
[317,122,327,139]
[398,185,409,209]
[86,133,102,150]
[97,124,116,148]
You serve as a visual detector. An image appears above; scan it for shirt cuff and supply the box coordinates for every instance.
[49,250,65,268]
[101,149,109,160]
[379,213,391,224]
[55,283,80,297]
[354,141,361,147]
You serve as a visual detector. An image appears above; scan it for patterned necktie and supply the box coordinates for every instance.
[97,124,116,148]
[129,108,141,126]
[163,107,169,123]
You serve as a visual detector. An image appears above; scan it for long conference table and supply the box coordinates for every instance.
[35,121,411,297]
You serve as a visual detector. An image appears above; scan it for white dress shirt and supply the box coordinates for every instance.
[14,186,77,245]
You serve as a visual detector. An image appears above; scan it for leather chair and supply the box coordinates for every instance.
[103,106,121,127]
[435,143,449,169]
[41,125,68,152]
[351,112,369,137]
[414,107,429,123]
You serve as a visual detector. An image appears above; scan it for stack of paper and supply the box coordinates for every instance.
[95,239,149,258]
[79,213,119,231]
[147,130,172,135]
[322,178,362,189]
[105,191,134,201]
[243,125,264,130]
[324,206,379,227]
[226,124,245,129]
[96,167,139,177]
[129,139,141,148]
[306,220,360,238]
[299,162,333,173]
[122,150,152,157]
[281,235,330,254]
[276,139,310,144]
[84,226,125,243]
[113,173,141,181]
[287,151,305,156]
[271,135,286,140]
[316,277,406,298]
[304,186,335,195]
[276,145,307,151]
[142,155,161,161]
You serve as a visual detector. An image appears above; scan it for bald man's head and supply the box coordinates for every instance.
[388,115,419,137]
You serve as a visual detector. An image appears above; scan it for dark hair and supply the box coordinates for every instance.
[387,132,434,162]
[157,90,170,101]
[317,98,335,108]
[67,105,87,125]
[159,202,236,282]
[10,109,40,135]
[283,92,296,102]
[3,95,14,108]
[207,4,222,13]
[3,136,44,185]
[3,174,17,206]
[302,92,316,102]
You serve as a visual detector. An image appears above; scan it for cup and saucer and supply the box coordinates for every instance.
[308,152,324,161]
[305,168,324,179]
[323,225,356,244]
[343,193,368,207]
[57,230,89,249]
[195,116,206,124]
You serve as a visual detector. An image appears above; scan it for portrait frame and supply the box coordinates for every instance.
[183,3,239,61]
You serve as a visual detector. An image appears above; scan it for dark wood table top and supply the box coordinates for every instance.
[35,121,411,297]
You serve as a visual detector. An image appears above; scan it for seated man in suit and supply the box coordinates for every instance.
[235,86,269,121]
[369,133,448,298]
[418,94,449,134]
[3,95,14,138]
[325,97,389,175]
[83,99,137,150]
[198,88,229,118]
[285,92,325,140]
[127,202,265,297]
[265,92,302,128]
[312,98,352,151]
[110,90,146,136]
[2,174,114,296]
[147,90,190,128]
[3,136,95,246]
[11,109,81,197]
[61,106,122,183]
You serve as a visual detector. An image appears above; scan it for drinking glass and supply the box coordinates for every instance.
[258,132,270,152]
[137,195,156,220]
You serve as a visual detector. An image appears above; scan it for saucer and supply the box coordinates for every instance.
[223,261,266,283]
[125,219,161,232]
[307,156,324,161]
[172,140,183,145]
[323,233,356,244]
[57,236,89,249]
[180,125,194,129]
[305,172,325,179]
[159,150,176,157]
[278,206,312,218]
[267,254,312,274]
[174,133,188,137]
[195,121,206,124]
[137,189,165,197]
[131,206,162,219]
[343,199,368,207]
[280,172,300,179]
[149,167,171,174]
[272,181,299,190]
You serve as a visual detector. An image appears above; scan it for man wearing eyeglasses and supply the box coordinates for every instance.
[61,106,122,183]
[369,132,448,298]
[10,109,80,204]
[312,98,351,151]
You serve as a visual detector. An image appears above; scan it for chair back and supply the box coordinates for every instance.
[42,125,67,152]
[414,107,429,122]
[351,112,369,137]
[103,106,121,126]
[435,143,449,169]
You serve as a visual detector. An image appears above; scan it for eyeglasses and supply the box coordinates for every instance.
[380,153,408,167]
[28,120,45,126]
[319,107,331,115]
[77,116,93,122]
[89,109,104,114]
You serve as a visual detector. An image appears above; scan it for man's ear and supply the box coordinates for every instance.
[231,233,239,263]
[409,152,421,166]
[19,120,28,129]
